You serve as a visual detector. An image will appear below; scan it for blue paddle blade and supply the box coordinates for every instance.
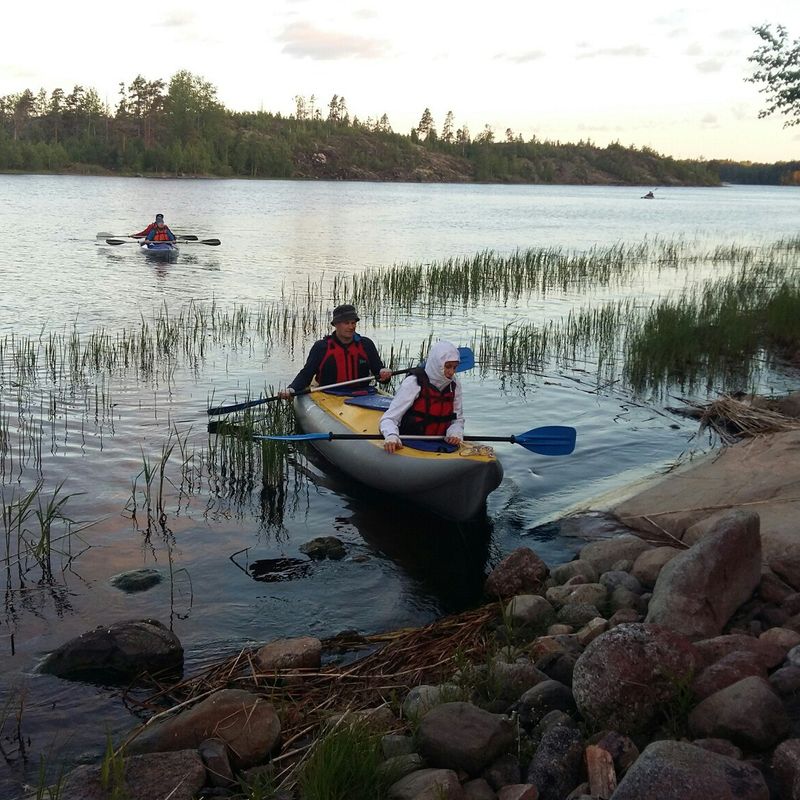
[512,426,576,456]
[255,432,331,442]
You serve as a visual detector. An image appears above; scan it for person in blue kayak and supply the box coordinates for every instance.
[379,340,464,454]
[132,213,175,240]
[278,304,391,398]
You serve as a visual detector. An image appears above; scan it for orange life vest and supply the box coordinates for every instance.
[317,335,371,386]
[400,369,456,435]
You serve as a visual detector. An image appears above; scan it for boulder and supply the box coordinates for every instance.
[571,623,698,733]
[688,675,790,750]
[611,740,768,799]
[645,510,761,639]
[39,618,182,682]
[417,702,515,776]
[128,688,280,769]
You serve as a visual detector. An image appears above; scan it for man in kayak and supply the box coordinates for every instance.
[379,340,464,453]
[145,215,177,243]
[278,304,391,398]
[131,213,175,239]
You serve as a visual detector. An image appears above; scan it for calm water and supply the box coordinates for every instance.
[1,176,799,795]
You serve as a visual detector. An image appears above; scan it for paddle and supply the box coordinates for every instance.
[206,346,476,416]
[252,425,577,457]
[105,237,221,246]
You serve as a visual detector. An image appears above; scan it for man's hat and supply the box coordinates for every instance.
[155,213,164,221]
[330,304,360,325]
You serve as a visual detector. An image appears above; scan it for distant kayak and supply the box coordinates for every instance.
[642,191,655,199]
[140,241,179,260]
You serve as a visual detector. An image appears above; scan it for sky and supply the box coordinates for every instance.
[2,0,799,163]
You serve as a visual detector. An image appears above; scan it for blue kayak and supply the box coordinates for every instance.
[140,241,179,260]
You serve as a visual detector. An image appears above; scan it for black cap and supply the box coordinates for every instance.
[155,213,164,221]
[330,304,360,325]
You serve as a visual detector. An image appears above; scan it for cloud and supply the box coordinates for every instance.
[278,21,386,59]
[684,43,703,57]
[577,45,648,60]
[701,113,718,126]
[495,50,546,64]
[696,59,724,73]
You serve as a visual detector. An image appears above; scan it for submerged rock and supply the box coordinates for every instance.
[39,618,183,683]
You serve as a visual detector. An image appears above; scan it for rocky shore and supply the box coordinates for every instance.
[30,404,800,800]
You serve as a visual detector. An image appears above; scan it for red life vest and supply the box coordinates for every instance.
[400,369,456,435]
[152,226,171,242]
[317,334,371,386]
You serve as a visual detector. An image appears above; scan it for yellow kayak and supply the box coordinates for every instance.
[293,391,504,522]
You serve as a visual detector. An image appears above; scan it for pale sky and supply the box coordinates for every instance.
[3,0,799,163]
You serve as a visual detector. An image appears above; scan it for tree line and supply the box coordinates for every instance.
[0,63,791,185]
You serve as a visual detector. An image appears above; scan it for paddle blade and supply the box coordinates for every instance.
[513,426,576,456]
[200,238,221,246]
[456,346,475,372]
[207,395,278,415]
[253,432,330,442]
[105,238,128,245]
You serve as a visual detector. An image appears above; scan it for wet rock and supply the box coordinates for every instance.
[417,702,515,776]
[39,618,183,683]
[645,509,762,640]
[688,675,790,750]
[110,568,162,592]
[299,536,346,559]
[611,740,768,800]
[484,548,549,599]
[254,636,321,672]
[571,623,698,734]
[128,688,280,769]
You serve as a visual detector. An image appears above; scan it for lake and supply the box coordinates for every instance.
[1,176,798,795]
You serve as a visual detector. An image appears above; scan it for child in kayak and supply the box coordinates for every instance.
[379,340,464,453]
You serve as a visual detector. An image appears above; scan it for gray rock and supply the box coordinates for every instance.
[39,618,183,683]
[611,740,768,799]
[600,570,642,594]
[417,702,515,777]
[579,535,652,574]
[550,560,599,586]
[199,738,235,788]
[388,768,464,800]
[631,546,681,589]
[645,509,762,639]
[688,675,790,750]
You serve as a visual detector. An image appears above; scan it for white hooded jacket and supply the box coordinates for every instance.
[379,341,464,443]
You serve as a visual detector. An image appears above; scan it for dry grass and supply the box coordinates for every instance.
[124,604,499,784]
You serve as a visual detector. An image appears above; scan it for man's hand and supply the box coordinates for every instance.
[277,388,295,400]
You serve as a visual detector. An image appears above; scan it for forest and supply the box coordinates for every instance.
[0,70,794,186]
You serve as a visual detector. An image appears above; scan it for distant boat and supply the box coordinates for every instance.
[642,191,655,199]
